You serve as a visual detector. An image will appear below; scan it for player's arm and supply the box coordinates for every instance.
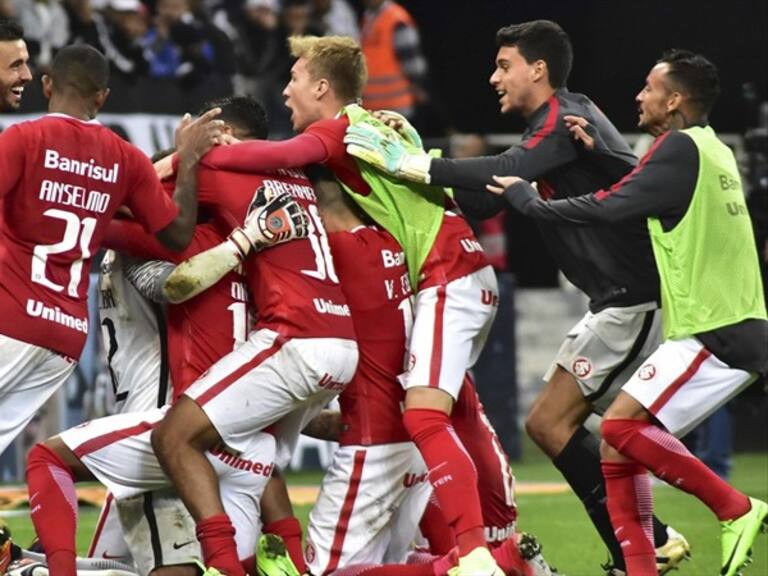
[345,107,578,187]
[155,111,224,250]
[163,191,309,303]
[123,258,175,304]
[301,409,343,442]
[490,131,697,224]
[199,133,329,173]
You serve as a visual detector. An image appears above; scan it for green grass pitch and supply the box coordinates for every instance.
[3,451,766,575]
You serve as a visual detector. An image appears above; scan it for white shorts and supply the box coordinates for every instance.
[546,302,662,413]
[185,328,358,458]
[0,334,76,453]
[305,442,431,575]
[60,408,274,560]
[116,487,201,575]
[623,337,756,437]
[87,493,133,565]
[402,266,497,399]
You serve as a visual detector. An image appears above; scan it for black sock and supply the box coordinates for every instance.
[553,426,626,569]
[653,517,669,548]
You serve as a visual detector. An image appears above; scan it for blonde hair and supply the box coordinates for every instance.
[288,35,367,103]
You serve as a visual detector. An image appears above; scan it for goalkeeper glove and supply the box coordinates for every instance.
[371,109,423,149]
[229,188,309,257]
[344,123,432,184]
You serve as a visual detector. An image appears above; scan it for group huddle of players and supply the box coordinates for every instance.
[1,14,767,576]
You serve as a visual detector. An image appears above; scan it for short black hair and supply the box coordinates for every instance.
[199,95,268,140]
[0,18,24,42]
[496,20,573,89]
[657,49,720,116]
[51,45,110,97]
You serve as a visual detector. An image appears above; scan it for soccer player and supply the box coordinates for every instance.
[0,44,218,456]
[196,35,501,576]
[24,186,308,576]
[344,21,686,574]
[490,49,768,576]
[148,101,358,576]
[0,18,31,111]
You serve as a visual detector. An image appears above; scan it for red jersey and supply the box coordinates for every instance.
[0,115,177,358]
[329,226,412,446]
[195,167,355,340]
[104,219,249,397]
[201,117,489,290]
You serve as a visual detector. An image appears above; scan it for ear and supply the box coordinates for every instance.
[314,78,330,100]
[531,59,547,83]
[94,87,111,110]
[665,90,684,114]
[41,74,53,99]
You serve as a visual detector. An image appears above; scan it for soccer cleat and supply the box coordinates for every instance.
[1,521,13,574]
[192,559,225,576]
[720,497,768,576]
[256,534,300,576]
[4,560,49,576]
[655,526,691,574]
[448,547,505,576]
[517,533,558,576]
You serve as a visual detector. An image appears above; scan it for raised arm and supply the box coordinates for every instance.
[490,131,697,225]
[163,190,309,303]
[200,133,329,173]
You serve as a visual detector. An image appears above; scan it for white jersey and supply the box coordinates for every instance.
[98,251,170,413]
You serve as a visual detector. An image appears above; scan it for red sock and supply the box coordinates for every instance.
[601,460,656,575]
[419,495,456,555]
[26,444,78,576]
[403,409,485,556]
[491,537,532,576]
[27,444,77,576]
[196,514,244,576]
[263,517,307,573]
[602,419,750,520]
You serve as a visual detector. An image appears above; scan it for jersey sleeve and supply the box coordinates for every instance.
[0,125,26,200]
[123,149,179,233]
[199,133,329,173]
[503,131,697,225]
[429,105,578,191]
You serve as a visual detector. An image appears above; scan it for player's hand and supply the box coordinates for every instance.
[175,108,225,164]
[563,115,596,150]
[372,109,423,149]
[486,175,523,195]
[235,190,310,252]
[344,124,432,184]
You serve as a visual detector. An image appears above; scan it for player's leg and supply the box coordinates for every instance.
[150,396,241,575]
[86,492,133,565]
[260,471,306,574]
[527,306,681,573]
[26,436,95,576]
[403,266,501,575]
[0,335,76,454]
[601,338,765,576]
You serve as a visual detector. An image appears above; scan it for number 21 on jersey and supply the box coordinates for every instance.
[32,209,97,297]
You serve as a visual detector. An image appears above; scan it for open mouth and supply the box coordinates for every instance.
[10,86,24,100]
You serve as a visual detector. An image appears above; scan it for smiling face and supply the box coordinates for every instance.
[283,57,324,132]
[489,45,540,116]
[636,63,678,136]
[0,39,32,111]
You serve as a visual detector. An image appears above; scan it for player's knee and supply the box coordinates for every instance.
[525,404,552,446]
[150,424,175,461]
[27,442,69,474]
[600,417,640,452]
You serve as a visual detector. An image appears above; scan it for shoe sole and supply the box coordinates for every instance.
[657,543,692,574]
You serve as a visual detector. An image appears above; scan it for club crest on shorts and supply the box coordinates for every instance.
[305,540,316,564]
[572,356,592,379]
[637,364,656,380]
